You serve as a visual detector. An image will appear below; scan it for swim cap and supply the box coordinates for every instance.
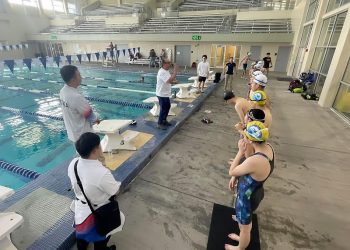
[244,121,269,142]
[247,52,252,56]
[250,90,267,106]
[254,63,263,70]
[251,62,256,67]
[224,91,235,101]
[247,109,265,122]
[252,71,263,77]
[253,74,267,87]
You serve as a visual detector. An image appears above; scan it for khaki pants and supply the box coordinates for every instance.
[224,74,234,91]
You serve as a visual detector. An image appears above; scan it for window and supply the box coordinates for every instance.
[327,0,350,12]
[8,0,38,7]
[310,47,326,71]
[40,0,64,12]
[306,0,319,22]
[333,58,350,120]
[300,24,313,48]
[68,3,77,14]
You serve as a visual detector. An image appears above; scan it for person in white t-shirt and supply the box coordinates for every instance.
[68,132,121,250]
[197,55,210,93]
[59,65,100,143]
[156,59,179,130]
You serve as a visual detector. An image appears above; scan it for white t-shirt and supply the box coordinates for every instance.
[197,61,210,77]
[59,85,93,142]
[156,68,172,97]
[68,157,121,224]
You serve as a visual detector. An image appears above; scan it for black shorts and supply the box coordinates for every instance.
[243,63,248,70]
[198,76,207,82]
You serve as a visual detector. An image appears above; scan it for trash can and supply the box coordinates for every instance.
[214,72,221,83]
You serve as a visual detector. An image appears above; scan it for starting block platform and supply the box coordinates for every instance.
[172,83,197,99]
[143,97,177,116]
[0,186,14,201]
[93,120,138,152]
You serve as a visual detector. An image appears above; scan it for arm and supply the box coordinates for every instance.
[229,140,254,177]
[166,65,179,84]
[75,95,99,124]
[100,171,121,196]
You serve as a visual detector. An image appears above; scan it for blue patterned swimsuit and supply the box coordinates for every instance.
[235,146,274,225]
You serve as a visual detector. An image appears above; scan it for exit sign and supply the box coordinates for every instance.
[192,35,202,41]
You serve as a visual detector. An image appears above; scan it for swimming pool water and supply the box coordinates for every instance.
[0,66,189,190]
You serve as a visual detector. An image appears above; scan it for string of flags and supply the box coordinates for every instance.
[0,47,141,74]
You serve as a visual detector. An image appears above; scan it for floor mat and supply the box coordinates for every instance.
[207,203,260,250]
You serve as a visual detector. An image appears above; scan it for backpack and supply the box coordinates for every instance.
[301,93,319,100]
[292,87,304,93]
[288,79,303,92]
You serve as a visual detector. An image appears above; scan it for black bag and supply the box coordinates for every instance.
[288,79,303,92]
[74,160,121,236]
[250,185,264,212]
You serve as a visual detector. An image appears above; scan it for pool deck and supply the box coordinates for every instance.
[1,66,350,250]
[72,72,350,250]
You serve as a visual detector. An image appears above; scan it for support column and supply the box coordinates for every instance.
[318,9,350,107]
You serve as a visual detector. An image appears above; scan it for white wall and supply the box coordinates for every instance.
[0,4,49,60]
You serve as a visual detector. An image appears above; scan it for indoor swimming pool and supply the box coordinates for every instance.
[0,65,188,190]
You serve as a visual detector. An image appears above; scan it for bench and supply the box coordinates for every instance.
[93,120,137,152]
[143,97,177,116]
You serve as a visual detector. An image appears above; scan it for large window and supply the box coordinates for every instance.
[310,11,347,95]
[306,0,319,22]
[327,0,350,12]
[333,58,350,120]
[8,0,38,7]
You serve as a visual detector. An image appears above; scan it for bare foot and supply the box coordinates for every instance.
[225,244,239,250]
[228,233,240,242]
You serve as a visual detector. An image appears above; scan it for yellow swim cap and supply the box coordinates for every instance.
[244,121,269,142]
[250,90,267,106]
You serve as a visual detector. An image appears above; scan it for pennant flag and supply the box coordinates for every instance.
[10,45,15,50]
[86,53,91,62]
[0,45,2,51]
[0,62,3,74]
[53,56,60,67]
[116,50,120,58]
[133,48,136,54]
[95,52,100,61]
[102,52,107,59]
[122,49,126,56]
[39,57,47,69]
[15,59,23,70]
[5,45,10,51]
[16,44,20,50]
[77,54,82,64]
[47,57,53,67]
[18,44,23,50]
[4,60,15,73]
[66,55,72,64]
[23,58,32,71]
[137,47,140,52]
[24,43,29,49]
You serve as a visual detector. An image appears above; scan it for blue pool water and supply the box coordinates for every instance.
[0,65,188,190]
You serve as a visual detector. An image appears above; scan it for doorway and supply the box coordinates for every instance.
[175,45,191,67]
[275,46,292,72]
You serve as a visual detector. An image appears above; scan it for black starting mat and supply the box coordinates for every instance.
[207,203,261,250]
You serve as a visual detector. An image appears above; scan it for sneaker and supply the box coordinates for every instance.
[164,121,172,126]
[157,124,167,130]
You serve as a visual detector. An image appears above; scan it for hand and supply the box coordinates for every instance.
[95,119,102,125]
[238,139,247,152]
[234,122,245,132]
[227,158,235,165]
[229,176,237,190]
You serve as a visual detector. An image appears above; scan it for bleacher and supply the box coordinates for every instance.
[232,19,292,33]
[40,26,73,34]
[138,15,232,33]
[66,20,137,34]
[86,4,144,16]
[178,0,261,11]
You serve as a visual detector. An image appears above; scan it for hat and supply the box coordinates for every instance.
[253,74,268,87]
[224,91,235,101]
[244,121,269,142]
[254,64,263,70]
[247,109,265,122]
[250,90,267,106]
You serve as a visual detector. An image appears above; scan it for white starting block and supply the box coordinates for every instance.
[0,212,23,250]
[172,83,196,99]
[188,76,199,87]
[143,97,177,116]
[93,120,137,152]
[0,186,14,201]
